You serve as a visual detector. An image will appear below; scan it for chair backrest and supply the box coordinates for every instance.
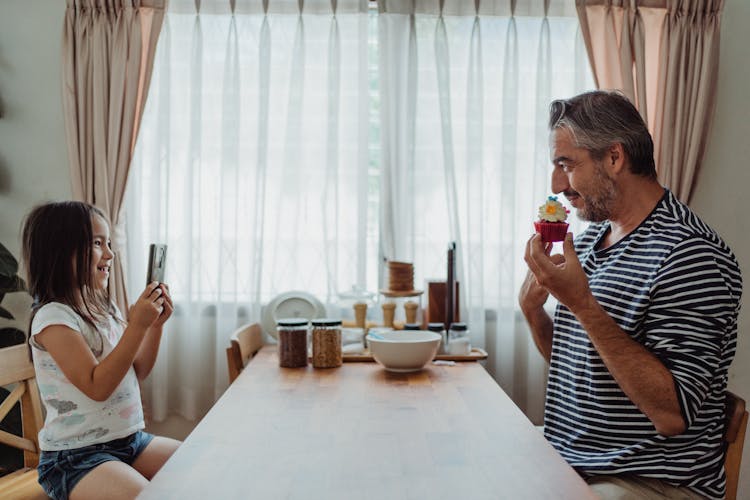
[0,344,44,469]
[225,323,264,384]
[725,391,748,500]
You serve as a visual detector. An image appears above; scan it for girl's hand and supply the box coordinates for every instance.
[129,282,166,329]
[151,284,173,328]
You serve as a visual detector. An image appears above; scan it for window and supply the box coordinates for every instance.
[125,0,594,418]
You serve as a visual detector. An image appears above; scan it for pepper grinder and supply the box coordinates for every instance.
[382,302,396,328]
[353,302,367,329]
[404,300,418,325]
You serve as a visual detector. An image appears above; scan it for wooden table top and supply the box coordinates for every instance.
[139,346,595,499]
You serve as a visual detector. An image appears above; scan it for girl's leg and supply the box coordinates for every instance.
[69,461,148,500]
[131,436,181,480]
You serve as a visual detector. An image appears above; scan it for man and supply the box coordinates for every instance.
[519,90,742,500]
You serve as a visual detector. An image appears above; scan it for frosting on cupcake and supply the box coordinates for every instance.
[537,196,569,222]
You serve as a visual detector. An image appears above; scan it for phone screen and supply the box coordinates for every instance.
[147,244,168,285]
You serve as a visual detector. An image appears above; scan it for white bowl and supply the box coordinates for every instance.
[367,330,441,373]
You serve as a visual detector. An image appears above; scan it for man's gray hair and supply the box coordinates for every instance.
[549,90,656,178]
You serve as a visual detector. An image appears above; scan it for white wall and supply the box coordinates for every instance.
[0,0,748,495]
[0,0,69,259]
[692,0,750,495]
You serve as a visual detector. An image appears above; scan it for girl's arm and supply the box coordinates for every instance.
[133,284,173,380]
[35,283,165,402]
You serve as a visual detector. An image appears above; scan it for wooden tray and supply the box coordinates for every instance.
[342,347,488,363]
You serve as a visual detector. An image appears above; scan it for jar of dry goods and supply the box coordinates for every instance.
[311,318,342,368]
[277,318,309,368]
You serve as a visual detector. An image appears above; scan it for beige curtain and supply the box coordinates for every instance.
[576,0,724,203]
[62,0,166,313]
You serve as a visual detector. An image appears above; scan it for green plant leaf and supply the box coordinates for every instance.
[0,276,26,293]
[0,242,19,278]
[0,274,25,294]
[0,327,26,348]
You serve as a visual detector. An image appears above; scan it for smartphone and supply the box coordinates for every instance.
[146,244,168,285]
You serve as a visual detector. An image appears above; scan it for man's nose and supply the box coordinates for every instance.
[550,167,568,195]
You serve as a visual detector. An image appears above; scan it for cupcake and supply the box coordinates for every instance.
[534,196,569,242]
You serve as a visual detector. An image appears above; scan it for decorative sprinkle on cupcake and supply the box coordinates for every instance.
[534,196,570,242]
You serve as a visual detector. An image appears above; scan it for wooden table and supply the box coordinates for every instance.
[139,346,595,499]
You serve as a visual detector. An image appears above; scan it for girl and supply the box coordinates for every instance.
[21,201,180,500]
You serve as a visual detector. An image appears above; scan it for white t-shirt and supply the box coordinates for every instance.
[30,302,145,451]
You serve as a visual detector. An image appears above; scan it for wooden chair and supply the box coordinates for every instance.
[725,391,748,500]
[0,344,48,499]
[225,323,265,384]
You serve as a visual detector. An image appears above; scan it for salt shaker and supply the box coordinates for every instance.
[382,302,396,328]
[353,302,367,328]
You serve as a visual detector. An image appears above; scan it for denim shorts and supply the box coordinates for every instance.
[37,431,154,500]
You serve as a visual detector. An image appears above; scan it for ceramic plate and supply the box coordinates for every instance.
[261,291,326,339]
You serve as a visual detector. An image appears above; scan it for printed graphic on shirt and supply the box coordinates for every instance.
[46,399,77,414]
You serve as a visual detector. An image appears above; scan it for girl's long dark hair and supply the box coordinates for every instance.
[22,201,118,343]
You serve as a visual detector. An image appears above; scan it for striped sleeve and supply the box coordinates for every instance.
[644,237,739,427]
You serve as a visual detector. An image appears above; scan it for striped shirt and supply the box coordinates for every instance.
[544,189,742,499]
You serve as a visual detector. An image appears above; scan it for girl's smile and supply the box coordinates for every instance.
[91,215,114,289]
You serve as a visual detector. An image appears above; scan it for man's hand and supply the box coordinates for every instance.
[520,237,558,312]
[524,232,592,313]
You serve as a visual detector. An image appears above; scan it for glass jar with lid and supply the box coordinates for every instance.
[337,286,375,325]
[447,322,471,356]
[427,322,448,354]
[277,318,309,367]
[311,318,342,368]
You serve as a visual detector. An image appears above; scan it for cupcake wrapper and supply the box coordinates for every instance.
[534,221,569,243]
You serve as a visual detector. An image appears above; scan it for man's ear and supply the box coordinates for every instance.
[608,143,626,174]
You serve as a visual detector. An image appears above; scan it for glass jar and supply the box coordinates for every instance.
[277,318,309,368]
[311,319,342,368]
[447,322,471,356]
[427,322,447,354]
[337,286,375,324]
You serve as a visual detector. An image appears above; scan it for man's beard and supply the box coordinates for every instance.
[577,163,616,222]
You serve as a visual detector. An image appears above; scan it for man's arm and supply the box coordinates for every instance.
[519,268,555,362]
[519,300,554,363]
[567,293,686,435]
[525,233,686,436]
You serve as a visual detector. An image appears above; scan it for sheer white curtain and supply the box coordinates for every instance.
[126,0,371,422]
[378,0,593,422]
[127,0,594,425]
